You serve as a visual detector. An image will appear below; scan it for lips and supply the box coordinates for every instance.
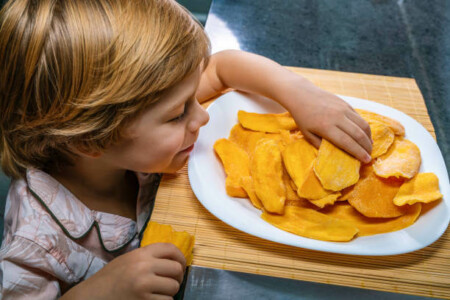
[181,144,194,153]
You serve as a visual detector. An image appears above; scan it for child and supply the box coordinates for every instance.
[0,0,372,298]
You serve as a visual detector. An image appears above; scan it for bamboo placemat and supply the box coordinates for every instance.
[151,67,449,299]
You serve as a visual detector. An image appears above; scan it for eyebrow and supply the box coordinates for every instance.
[166,85,198,113]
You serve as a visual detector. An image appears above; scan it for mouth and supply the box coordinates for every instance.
[180,144,194,153]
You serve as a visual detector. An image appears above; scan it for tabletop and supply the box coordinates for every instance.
[174,0,450,299]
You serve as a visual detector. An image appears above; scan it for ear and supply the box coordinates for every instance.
[70,144,103,158]
[79,150,103,158]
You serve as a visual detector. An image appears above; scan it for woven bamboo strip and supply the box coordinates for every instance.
[151,68,448,298]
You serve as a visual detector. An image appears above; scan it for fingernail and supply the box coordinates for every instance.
[364,153,372,163]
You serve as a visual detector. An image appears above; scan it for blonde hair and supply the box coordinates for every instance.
[0,0,210,179]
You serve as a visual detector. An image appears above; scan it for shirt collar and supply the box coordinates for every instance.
[26,168,156,252]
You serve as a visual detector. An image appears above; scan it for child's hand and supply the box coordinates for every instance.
[290,86,373,163]
[198,50,372,163]
[62,243,186,299]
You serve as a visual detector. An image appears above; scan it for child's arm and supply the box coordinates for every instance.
[197,50,372,163]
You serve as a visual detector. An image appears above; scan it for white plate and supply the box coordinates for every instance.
[188,91,450,255]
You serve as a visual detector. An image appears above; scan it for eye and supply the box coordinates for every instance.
[170,104,188,122]
[171,111,186,122]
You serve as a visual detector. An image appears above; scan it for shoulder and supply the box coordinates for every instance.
[3,178,65,250]
[1,179,97,283]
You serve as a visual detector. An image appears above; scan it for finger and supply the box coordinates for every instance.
[152,259,184,284]
[143,243,187,270]
[149,276,181,296]
[337,116,373,155]
[326,127,372,163]
[302,129,322,149]
[346,110,372,142]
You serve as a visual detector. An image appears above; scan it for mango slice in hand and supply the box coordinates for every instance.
[251,139,286,214]
[394,173,443,206]
[262,205,358,242]
[214,138,250,198]
[348,166,407,218]
[238,110,297,133]
[355,108,405,137]
[370,122,395,158]
[321,202,421,236]
[314,139,361,191]
[373,138,421,179]
[140,222,195,266]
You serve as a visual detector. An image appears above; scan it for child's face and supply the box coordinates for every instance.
[102,67,209,173]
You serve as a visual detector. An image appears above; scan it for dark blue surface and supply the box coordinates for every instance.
[184,267,434,300]
[207,0,450,172]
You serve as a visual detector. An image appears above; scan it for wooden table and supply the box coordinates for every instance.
[152,67,449,299]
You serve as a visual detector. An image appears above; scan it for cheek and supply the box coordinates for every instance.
[145,129,185,167]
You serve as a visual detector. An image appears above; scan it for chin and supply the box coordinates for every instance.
[161,156,190,174]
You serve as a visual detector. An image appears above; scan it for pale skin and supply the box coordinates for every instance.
[60,50,371,299]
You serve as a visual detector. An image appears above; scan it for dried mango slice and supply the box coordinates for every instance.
[314,139,361,191]
[240,176,264,209]
[283,167,301,201]
[141,222,195,266]
[251,139,286,214]
[308,193,341,209]
[370,122,395,158]
[298,167,341,208]
[321,202,421,236]
[238,110,297,133]
[355,109,405,136]
[229,124,266,154]
[282,138,317,192]
[214,138,249,198]
[337,164,372,201]
[229,124,292,155]
[393,173,443,206]
[373,138,421,179]
[298,166,332,199]
[347,166,406,218]
[261,206,358,242]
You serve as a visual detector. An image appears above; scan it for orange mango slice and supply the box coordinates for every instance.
[314,139,361,191]
[250,139,286,214]
[347,166,406,218]
[239,176,264,209]
[141,222,195,266]
[393,173,443,206]
[373,138,421,179]
[298,167,340,208]
[229,124,293,155]
[370,122,395,158]
[214,139,249,198]
[238,110,297,133]
[356,109,405,136]
[283,167,301,201]
[321,202,422,236]
[308,193,341,209]
[228,124,266,154]
[262,205,358,242]
[282,138,318,192]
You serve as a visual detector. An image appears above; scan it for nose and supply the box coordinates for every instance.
[187,101,209,133]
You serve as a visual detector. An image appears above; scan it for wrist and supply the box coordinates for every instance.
[272,70,321,112]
